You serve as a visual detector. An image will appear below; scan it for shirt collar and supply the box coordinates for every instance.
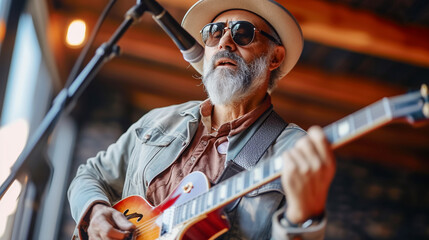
[199,95,272,136]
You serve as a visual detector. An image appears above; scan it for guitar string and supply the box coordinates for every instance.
[135,222,157,233]
[130,208,185,237]
[133,229,160,239]
[132,218,169,238]
[133,217,157,231]
[132,219,182,239]
[133,224,158,237]
[133,215,175,235]
[131,201,195,233]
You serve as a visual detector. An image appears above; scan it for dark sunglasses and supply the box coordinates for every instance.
[200,21,282,47]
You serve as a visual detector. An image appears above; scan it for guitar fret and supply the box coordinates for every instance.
[370,101,386,121]
[199,195,204,215]
[323,125,335,144]
[254,166,263,183]
[263,161,270,178]
[236,173,244,193]
[337,119,351,138]
[182,203,187,222]
[177,204,183,224]
[173,205,179,225]
[349,115,356,136]
[353,109,368,131]
[331,122,339,144]
[244,172,253,188]
[244,172,250,189]
[273,156,283,172]
[190,199,196,216]
[382,98,392,119]
[213,186,219,207]
[232,177,238,196]
[219,183,227,201]
[227,179,233,199]
[199,194,205,214]
[207,190,213,208]
[185,201,192,220]
[365,107,372,126]
[193,196,200,217]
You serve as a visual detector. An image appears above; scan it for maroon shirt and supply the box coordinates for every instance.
[146,96,272,206]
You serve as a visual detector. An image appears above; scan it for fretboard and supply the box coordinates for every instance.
[324,90,424,148]
[171,154,284,226]
[324,98,392,148]
[170,89,426,227]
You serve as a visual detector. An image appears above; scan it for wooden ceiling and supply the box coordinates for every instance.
[45,0,429,171]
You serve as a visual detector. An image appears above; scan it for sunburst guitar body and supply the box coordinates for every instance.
[113,171,229,240]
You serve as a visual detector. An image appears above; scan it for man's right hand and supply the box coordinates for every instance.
[87,203,136,240]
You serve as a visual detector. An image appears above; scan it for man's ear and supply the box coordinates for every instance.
[269,45,285,71]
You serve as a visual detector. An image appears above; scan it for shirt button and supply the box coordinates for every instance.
[201,141,207,146]
[191,156,196,162]
[144,134,151,140]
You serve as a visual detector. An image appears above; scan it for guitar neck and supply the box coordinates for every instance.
[171,155,284,226]
[324,98,392,149]
[325,90,424,149]
[170,88,427,227]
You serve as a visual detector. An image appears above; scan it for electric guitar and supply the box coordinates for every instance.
[112,84,429,240]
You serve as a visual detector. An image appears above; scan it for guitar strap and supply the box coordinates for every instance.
[216,110,288,183]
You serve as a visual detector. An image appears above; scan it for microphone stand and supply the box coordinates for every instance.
[0,3,147,239]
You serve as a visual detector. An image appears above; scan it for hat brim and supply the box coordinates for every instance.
[181,0,303,79]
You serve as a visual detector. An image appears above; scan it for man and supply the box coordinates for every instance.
[68,0,336,239]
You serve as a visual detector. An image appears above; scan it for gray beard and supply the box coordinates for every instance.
[202,51,269,105]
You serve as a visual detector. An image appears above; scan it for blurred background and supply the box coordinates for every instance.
[0,0,429,239]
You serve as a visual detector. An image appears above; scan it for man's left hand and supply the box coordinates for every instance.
[280,126,336,224]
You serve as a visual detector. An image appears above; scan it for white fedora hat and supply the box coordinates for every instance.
[181,0,303,79]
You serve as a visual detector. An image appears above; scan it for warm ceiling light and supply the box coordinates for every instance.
[0,19,5,44]
[66,19,86,47]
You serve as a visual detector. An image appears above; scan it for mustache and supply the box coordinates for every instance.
[210,50,244,68]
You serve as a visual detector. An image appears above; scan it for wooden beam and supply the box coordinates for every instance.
[138,0,429,67]
[129,91,192,110]
[97,57,205,100]
[277,0,429,67]
[51,0,429,68]
[278,66,405,110]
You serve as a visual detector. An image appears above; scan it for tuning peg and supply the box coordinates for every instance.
[424,104,429,118]
[421,84,428,97]
[422,84,429,118]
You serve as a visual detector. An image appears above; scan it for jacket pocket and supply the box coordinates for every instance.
[125,127,177,196]
[136,127,176,146]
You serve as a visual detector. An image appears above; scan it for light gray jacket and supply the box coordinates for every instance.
[68,101,326,240]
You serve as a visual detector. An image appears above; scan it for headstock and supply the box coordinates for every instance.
[390,84,429,125]
[324,84,429,148]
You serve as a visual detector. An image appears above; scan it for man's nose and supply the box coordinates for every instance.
[217,29,237,51]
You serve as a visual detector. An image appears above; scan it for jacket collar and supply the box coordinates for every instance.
[180,100,205,120]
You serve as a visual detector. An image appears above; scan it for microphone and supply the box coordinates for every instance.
[141,0,204,63]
